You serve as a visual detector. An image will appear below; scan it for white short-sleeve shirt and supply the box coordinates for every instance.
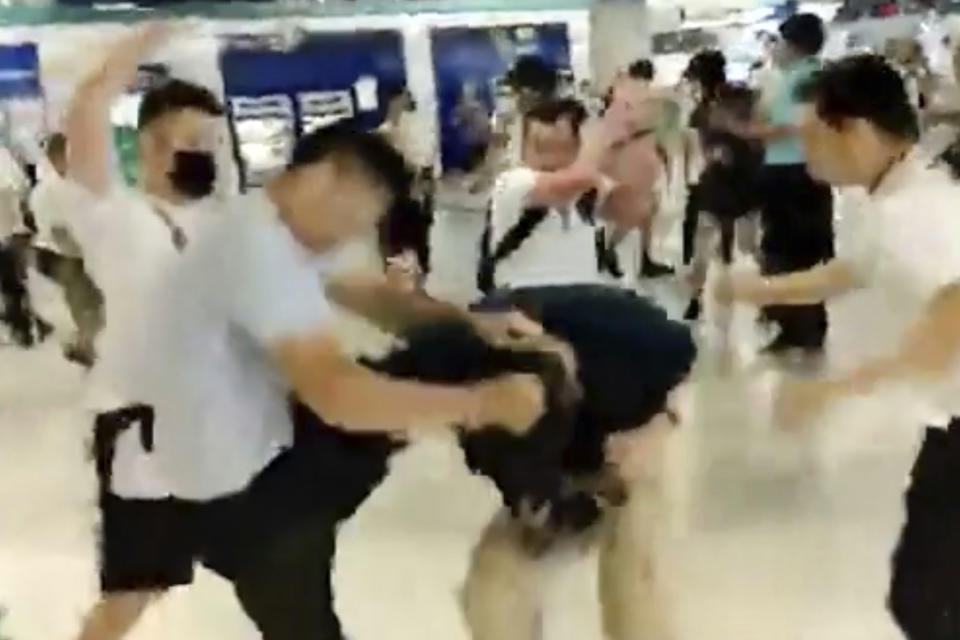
[489,167,605,289]
[122,191,335,500]
[840,154,960,421]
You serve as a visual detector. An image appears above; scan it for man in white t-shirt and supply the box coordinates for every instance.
[484,98,624,290]
[65,26,233,640]
[111,122,545,638]
[717,55,960,639]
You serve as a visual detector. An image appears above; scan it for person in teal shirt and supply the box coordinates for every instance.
[720,13,835,357]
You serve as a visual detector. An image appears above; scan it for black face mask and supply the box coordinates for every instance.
[169,150,216,199]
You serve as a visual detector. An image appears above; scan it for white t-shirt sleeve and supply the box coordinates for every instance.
[227,217,334,345]
[490,167,538,247]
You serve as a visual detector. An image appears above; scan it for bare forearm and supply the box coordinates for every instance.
[306,365,475,434]
[527,164,602,207]
[66,26,167,194]
[745,260,859,306]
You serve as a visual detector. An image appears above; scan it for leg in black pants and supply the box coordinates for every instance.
[232,516,343,640]
[682,184,699,266]
[0,243,33,346]
[889,421,960,640]
[759,164,834,352]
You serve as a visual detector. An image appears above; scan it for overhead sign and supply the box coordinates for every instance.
[0,44,40,100]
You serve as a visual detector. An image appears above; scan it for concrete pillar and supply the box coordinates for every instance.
[590,0,651,89]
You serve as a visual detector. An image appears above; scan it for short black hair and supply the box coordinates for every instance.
[380,82,408,104]
[627,58,655,81]
[45,132,67,162]
[137,79,224,131]
[507,55,559,98]
[684,49,727,97]
[779,13,825,56]
[289,121,412,201]
[797,54,919,142]
[523,98,588,137]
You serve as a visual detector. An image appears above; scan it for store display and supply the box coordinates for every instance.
[229,94,296,187]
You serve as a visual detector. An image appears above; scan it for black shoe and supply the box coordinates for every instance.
[35,317,54,343]
[683,296,702,321]
[64,344,96,369]
[600,247,624,279]
[760,335,824,357]
[641,257,675,278]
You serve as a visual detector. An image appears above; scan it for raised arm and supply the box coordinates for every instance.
[65,23,170,195]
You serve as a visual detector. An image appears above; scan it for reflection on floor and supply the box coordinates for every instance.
[0,222,917,640]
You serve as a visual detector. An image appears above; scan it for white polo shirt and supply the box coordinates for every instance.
[489,167,605,289]
[840,153,960,423]
[122,190,335,501]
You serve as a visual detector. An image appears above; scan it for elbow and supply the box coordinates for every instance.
[293,365,352,427]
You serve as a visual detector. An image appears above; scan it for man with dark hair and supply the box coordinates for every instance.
[61,25,231,640]
[720,12,834,357]
[717,54,960,640]
[507,54,559,112]
[497,55,560,168]
[627,58,655,82]
[109,118,544,638]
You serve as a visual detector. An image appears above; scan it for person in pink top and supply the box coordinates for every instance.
[600,61,677,278]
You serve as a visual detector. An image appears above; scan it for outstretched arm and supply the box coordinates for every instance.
[65,23,171,195]
[717,259,862,307]
[826,282,960,396]
[270,331,543,437]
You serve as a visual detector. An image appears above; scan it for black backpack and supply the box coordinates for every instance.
[477,188,620,294]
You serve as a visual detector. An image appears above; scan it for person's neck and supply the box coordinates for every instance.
[139,174,187,207]
[864,140,914,193]
[387,108,404,126]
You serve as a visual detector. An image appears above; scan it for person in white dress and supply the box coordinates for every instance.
[717,54,960,639]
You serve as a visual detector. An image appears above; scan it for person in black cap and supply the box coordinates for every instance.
[716,13,835,358]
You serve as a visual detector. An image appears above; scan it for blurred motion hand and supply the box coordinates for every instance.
[714,271,766,307]
[775,377,835,431]
[471,310,543,346]
[384,251,422,292]
[470,373,545,436]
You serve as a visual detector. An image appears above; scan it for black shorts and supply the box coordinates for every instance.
[889,419,960,639]
[93,406,354,594]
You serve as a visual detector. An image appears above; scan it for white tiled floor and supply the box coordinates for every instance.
[0,217,920,640]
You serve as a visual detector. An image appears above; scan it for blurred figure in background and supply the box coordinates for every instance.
[495,55,560,168]
[0,140,43,347]
[681,50,763,321]
[28,133,104,366]
[378,83,435,277]
[718,13,835,357]
[601,59,677,280]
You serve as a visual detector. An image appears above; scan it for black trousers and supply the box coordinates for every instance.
[682,183,737,266]
[889,419,960,640]
[757,164,834,349]
[0,241,33,346]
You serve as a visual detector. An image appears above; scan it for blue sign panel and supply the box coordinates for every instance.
[0,43,40,100]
